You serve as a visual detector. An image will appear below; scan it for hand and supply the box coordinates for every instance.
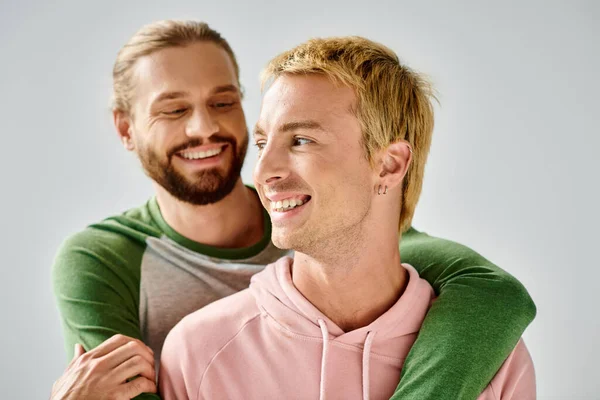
[50,334,156,400]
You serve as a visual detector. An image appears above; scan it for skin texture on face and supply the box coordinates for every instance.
[118,41,249,205]
[253,74,377,258]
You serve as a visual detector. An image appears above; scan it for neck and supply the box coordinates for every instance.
[292,225,407,332]
[154,179,265,248]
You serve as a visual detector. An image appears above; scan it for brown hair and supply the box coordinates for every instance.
[112,20,240,114]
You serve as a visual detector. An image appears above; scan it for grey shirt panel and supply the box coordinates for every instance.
[139,235,291,363]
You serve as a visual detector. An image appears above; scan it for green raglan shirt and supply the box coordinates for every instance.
[52,195,536,400]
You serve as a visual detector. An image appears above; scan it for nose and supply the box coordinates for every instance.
[185,106,219,138]
[253,141,291,187]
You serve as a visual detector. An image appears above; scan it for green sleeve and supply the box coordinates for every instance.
[52,227,161,400]
[392,227,536,399]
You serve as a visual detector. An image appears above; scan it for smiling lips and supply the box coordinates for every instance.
[269,195,311,212]
[178,146,224,160]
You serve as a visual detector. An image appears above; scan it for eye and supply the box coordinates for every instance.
[162,108,187,115]
[213,102,235,109]
[292,137,312,146]
[254,141,267,150]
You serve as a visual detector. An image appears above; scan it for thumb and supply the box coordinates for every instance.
[73,343,85,359]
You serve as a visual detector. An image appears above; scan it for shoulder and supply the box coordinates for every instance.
[160,290,261,392]
[482,339,536,400]
[57,200,160,253]
[166,289,261,351]
[52,201,160,290]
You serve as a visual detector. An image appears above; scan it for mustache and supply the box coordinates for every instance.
[263,181,308,195]
[168,134,237,158]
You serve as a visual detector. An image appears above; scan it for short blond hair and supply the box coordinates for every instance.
[261,36,436,233]
[112,20,240,114]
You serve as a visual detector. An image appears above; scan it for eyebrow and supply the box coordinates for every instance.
[280,120,324,132]
[211,84,240,95]
[253,120,324,137]
[152,91,189,104]
[151,85,240,105]
[253,125,266,137]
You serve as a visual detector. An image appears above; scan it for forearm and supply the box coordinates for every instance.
[52,231,145,358]
[392,277,535,399]
[393,227,536,399]
[57,304,144,358]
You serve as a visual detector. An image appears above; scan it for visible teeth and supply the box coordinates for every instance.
[270,198,306,212]
[181,148,222,160]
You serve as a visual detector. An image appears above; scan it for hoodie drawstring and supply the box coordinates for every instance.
[318,319,375,400]
[318,319,330,400]
[362,331,375,400]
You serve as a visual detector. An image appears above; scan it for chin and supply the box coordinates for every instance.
[272,229,317,253]
[271,234,294,250]
[271,228,307,250]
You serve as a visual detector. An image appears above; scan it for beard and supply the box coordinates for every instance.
[138,133,248,205]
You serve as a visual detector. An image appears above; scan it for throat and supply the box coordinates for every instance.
[292,253,408,332]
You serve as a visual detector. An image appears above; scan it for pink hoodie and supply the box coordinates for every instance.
[160,257,535,400]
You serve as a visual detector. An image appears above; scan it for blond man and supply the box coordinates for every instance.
[159,37,535,399]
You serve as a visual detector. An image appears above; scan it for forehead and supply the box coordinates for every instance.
[132,41,238,99]
[257,74,357,133]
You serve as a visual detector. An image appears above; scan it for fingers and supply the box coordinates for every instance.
[112,354,156,383]
[82,334,131,359]
[66,343,85,369]
[52,336,156,400]
[99,339,154,369]
[120,377,157,398]
[85,334,151,360]
[74,343,85,358]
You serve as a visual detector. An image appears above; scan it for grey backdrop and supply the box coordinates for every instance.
[1,0,598,398]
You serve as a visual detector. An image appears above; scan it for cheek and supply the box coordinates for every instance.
[218,109,247,136]
[148,121,183,149]
[255,187,268,209]
[312,150,373,211]
[312,144,370,182]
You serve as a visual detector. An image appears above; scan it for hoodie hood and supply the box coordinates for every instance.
[250,256,433,346]
[249,256,434,400]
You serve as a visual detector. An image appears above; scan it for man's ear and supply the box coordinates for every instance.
[113,110,135,151]
[378,140,412,190]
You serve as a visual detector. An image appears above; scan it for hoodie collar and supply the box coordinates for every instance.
[250,256,433,347]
